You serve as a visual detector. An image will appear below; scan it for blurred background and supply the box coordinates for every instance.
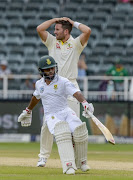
[0,0,133,143]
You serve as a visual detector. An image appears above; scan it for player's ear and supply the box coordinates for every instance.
[64,29,69,35]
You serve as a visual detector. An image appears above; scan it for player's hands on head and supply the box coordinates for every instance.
[18,108,32,127]
[54,18,60,22]
[62,17,74,26]
[54,17,74,26]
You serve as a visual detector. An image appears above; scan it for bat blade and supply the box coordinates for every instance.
[87,110,115,145]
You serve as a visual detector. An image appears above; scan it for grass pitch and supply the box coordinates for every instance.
[0,142,133,180]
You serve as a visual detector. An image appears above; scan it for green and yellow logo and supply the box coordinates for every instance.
[54,84,58,90]
[67,43,72,49]
[46,59,51,65]
[68,43,71,47]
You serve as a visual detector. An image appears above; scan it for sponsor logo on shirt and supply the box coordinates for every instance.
[56,43,61,49]
[40,86,44,93]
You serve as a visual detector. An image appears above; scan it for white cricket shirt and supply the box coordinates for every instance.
[42,32,86,81]
[33,75,80,116]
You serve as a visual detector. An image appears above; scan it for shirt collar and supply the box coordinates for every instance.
[58,35,73,45]
[43,74,58,85]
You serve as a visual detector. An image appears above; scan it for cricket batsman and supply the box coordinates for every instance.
[18,56,94,174]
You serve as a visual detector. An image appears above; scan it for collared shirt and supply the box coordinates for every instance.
[42,32,86,82]
[33,75,80,116]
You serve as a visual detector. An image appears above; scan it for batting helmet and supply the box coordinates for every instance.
[38,55,58,80]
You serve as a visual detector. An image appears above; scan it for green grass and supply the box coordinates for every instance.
[0,143,133,161]
[0,167,133,180]
[0,143,133,180]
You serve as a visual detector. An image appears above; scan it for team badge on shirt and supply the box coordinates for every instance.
[54,84,58,90]
[67,43,72,49]
[40,86,44,93]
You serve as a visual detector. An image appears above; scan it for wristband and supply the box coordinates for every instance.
[73,21,81,29]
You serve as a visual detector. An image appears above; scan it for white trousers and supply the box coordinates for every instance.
[46,107,82,135]
[38,97,80,158]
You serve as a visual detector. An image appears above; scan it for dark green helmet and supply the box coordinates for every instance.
[38,55,57,70]
[38,55,58,80]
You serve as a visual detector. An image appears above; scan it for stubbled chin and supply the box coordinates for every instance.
[56,36,61,40]
[50,75,53,77]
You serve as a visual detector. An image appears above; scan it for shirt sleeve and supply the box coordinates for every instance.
[33,82,41,100]
[41,31,55,50]
[64,79,80,97]
[74,36,87,54]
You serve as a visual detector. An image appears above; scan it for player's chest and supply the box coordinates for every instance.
[55,42,74,54]
[38,83,64,97]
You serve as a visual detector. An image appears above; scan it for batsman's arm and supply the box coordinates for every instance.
[73,91,94,113]
[73,91,86,103]
[27,95,40,111]
[18,96,40,127]
[36,18,61,42]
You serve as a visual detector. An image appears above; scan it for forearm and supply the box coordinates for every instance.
[37,18,56,32]
[73,91,94,115]
[73,91,85,103]
[78,23,91,34]
[61,17,91,34]
[27,96,40,110]
[36,18,61,41]
[73,21,91,46]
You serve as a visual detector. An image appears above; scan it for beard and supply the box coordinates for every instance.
[56,34,65,41]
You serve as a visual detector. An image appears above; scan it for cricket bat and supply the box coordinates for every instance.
[87,110,115,145]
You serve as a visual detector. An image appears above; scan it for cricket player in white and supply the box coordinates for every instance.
[18,56,94,175]
[36,17,92,167]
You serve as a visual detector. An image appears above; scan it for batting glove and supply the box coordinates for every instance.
[82,111,91,118]
[82,100,94,118]
[18,108,32,127]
